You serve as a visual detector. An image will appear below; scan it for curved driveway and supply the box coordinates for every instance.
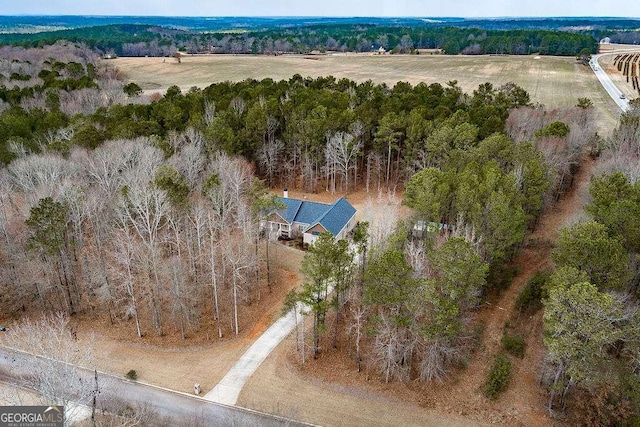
[204,303,303,405]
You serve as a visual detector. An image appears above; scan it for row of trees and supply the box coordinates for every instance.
[0,23,598,57]
[0,44,543,198]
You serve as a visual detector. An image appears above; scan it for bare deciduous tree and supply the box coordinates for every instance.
[111,217,144,338]
[0,312,96,423]
[203,99,216,126]
[221,232,256,335]
[258,139,283,188]
[371,314,415,383]
[325,131,362,195]
[347,303,368,372]
[117,181,170,336]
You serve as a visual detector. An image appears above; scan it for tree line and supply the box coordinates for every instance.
[0,23,598,57]
[1,45,540,196]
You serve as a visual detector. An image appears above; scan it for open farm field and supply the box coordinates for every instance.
[598,42,640,53]
[113,53,620,133]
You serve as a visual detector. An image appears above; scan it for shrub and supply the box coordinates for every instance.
[515,271,549,313]
[535,121,570,139]
[568,384,635,426]
[576,97,593,109]
[483,353,511,400]
[488,264,520,294]
[502,333,526,358]
[123,82,143,97]
[125,369,138,380]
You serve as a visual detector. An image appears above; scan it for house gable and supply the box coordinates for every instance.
[268,211,289,224]
[306,197,357,237]
[277,198,303,223]
[306,223,328,236]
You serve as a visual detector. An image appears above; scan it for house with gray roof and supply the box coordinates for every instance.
[264,193,357,246]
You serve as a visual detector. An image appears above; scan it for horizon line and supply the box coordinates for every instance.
[1,14,639,19]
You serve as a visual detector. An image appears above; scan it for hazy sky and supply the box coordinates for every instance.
[1,0,639,18]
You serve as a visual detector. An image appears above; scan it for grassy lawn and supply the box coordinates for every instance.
[113,53,620,134]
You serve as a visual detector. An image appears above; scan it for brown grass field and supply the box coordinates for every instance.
[112,53,621,134]
[598,42,640,53]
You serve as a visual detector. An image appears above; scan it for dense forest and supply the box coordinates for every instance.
[538,105,640,424]
[2,36,640,424]
[0,23,599,56]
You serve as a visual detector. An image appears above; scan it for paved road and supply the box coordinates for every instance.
[591,53,634,112]
[0,347,310,427]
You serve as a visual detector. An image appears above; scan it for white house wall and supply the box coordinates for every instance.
[303,232,318,246]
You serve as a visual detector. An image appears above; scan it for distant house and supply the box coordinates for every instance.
[264,192,357,246]
[600,37,611,44]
